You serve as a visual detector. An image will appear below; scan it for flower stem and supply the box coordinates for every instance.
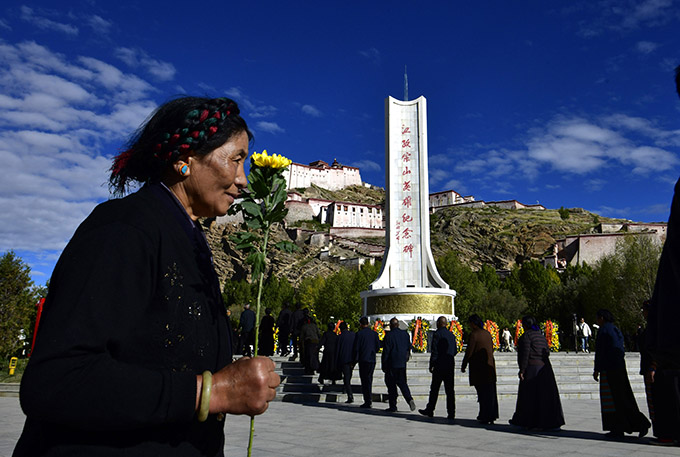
[247,227,270,457]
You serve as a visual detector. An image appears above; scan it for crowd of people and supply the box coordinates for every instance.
[245,305,676,446]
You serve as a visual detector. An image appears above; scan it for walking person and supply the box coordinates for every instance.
[300,316,321,374]
[419,316,457,420]
[501,327,513,352]
[509,315,564,430]
[461,314,499,424]
[318,322,341,385]
[578,317,592,353]
[238,303,255,357]
[258,307,276,357]
[335,321,356,403]
[289,303,305,360]
[382,318,417,412]
[276,302,292,356]
[353,316,380,408]
[594,309,650,440]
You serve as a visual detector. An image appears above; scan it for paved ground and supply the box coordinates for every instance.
[1,395,676,457]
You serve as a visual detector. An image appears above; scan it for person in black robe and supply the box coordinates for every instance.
[510,315,564,430]
[335,322,356,403]
[238,303,255,357]
[644,64,680,446]
[299,317,321,374]
[276,302,292,356]
[13,96,279,457]
[290,304,305,360]
[594,309,650,440]
[318,322,341,385]
[259,308,275,357]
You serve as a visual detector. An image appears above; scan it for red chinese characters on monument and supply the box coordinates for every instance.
[399,121,416,259]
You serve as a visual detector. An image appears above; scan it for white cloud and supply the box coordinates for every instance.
[0,40,160,256]
[634,41,659,54]
[115,47,176,81]
[449,114,679,195]
[443,179,466,194]
[619,0,674,29]
[256,121,285,134]
[351,159,381,172]
[0,19,11,31]
[224,87,277,118]
[301,104,322,117]
[87,15,112,34]
[525,116,679,174]
[359,47,381,65]
[20,6,78,36]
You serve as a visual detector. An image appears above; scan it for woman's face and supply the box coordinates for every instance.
[184,131,248,218]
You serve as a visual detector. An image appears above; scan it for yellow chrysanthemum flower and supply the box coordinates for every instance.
[251,150,292,169]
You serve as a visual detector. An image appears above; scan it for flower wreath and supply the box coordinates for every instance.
[448,320,464,353]
[541,320,560,352]
[408,317,430,353]
[484,320,500,350]
[514,319,524,346]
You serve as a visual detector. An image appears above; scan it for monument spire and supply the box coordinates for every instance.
[404,65,409,101]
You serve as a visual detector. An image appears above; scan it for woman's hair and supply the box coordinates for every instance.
[327,322,335,332]
[468,314,483,328]
[521,315,538,329]
[596,309,615,323]
[109,96,252,195]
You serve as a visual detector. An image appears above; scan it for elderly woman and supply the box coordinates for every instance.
[594,309,650,440]
[14,97,280,456]
[509,315,564,430]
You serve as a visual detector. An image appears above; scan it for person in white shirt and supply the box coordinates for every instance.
[578,318,592,353]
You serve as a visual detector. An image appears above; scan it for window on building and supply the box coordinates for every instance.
[344,205,348,211]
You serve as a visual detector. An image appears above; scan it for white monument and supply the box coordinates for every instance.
[360,95,456,324]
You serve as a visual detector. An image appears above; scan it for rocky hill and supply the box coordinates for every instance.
[204,186,630,286]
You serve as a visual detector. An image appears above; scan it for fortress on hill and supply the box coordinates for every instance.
[282,158,547,233]
[217,158,667,271]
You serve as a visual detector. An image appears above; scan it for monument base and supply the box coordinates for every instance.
[359,287,456,326]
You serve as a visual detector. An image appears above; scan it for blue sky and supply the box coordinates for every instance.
[1,1,679,285]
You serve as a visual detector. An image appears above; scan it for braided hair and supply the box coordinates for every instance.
[109,96,252,196]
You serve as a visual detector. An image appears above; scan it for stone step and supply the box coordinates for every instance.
[272,352,646,404]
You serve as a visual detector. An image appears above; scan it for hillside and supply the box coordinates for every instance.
[205,187,631,286]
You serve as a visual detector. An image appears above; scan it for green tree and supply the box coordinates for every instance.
[558,206,570,220]
[518,260,560,318]
[223,279,254,309]
[260,275,294,317]
[478,288,527,330]
[436,251,485,320]
[314,268,361,326]
[0,251,39,360]
[297,275,325,309]
[501,265,524,298]
[477,264,501,291]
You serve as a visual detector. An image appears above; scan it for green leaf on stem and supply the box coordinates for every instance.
[274,241,298,253]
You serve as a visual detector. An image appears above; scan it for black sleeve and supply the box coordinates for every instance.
[20,220,197,431]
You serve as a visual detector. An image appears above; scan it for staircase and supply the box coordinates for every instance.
[274,352,645,404]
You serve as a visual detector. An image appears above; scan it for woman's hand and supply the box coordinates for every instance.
[200,357,280,416]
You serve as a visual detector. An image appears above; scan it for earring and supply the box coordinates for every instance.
[179,162,189,176]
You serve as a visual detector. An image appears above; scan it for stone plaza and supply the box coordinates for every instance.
[1,352,676,457]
